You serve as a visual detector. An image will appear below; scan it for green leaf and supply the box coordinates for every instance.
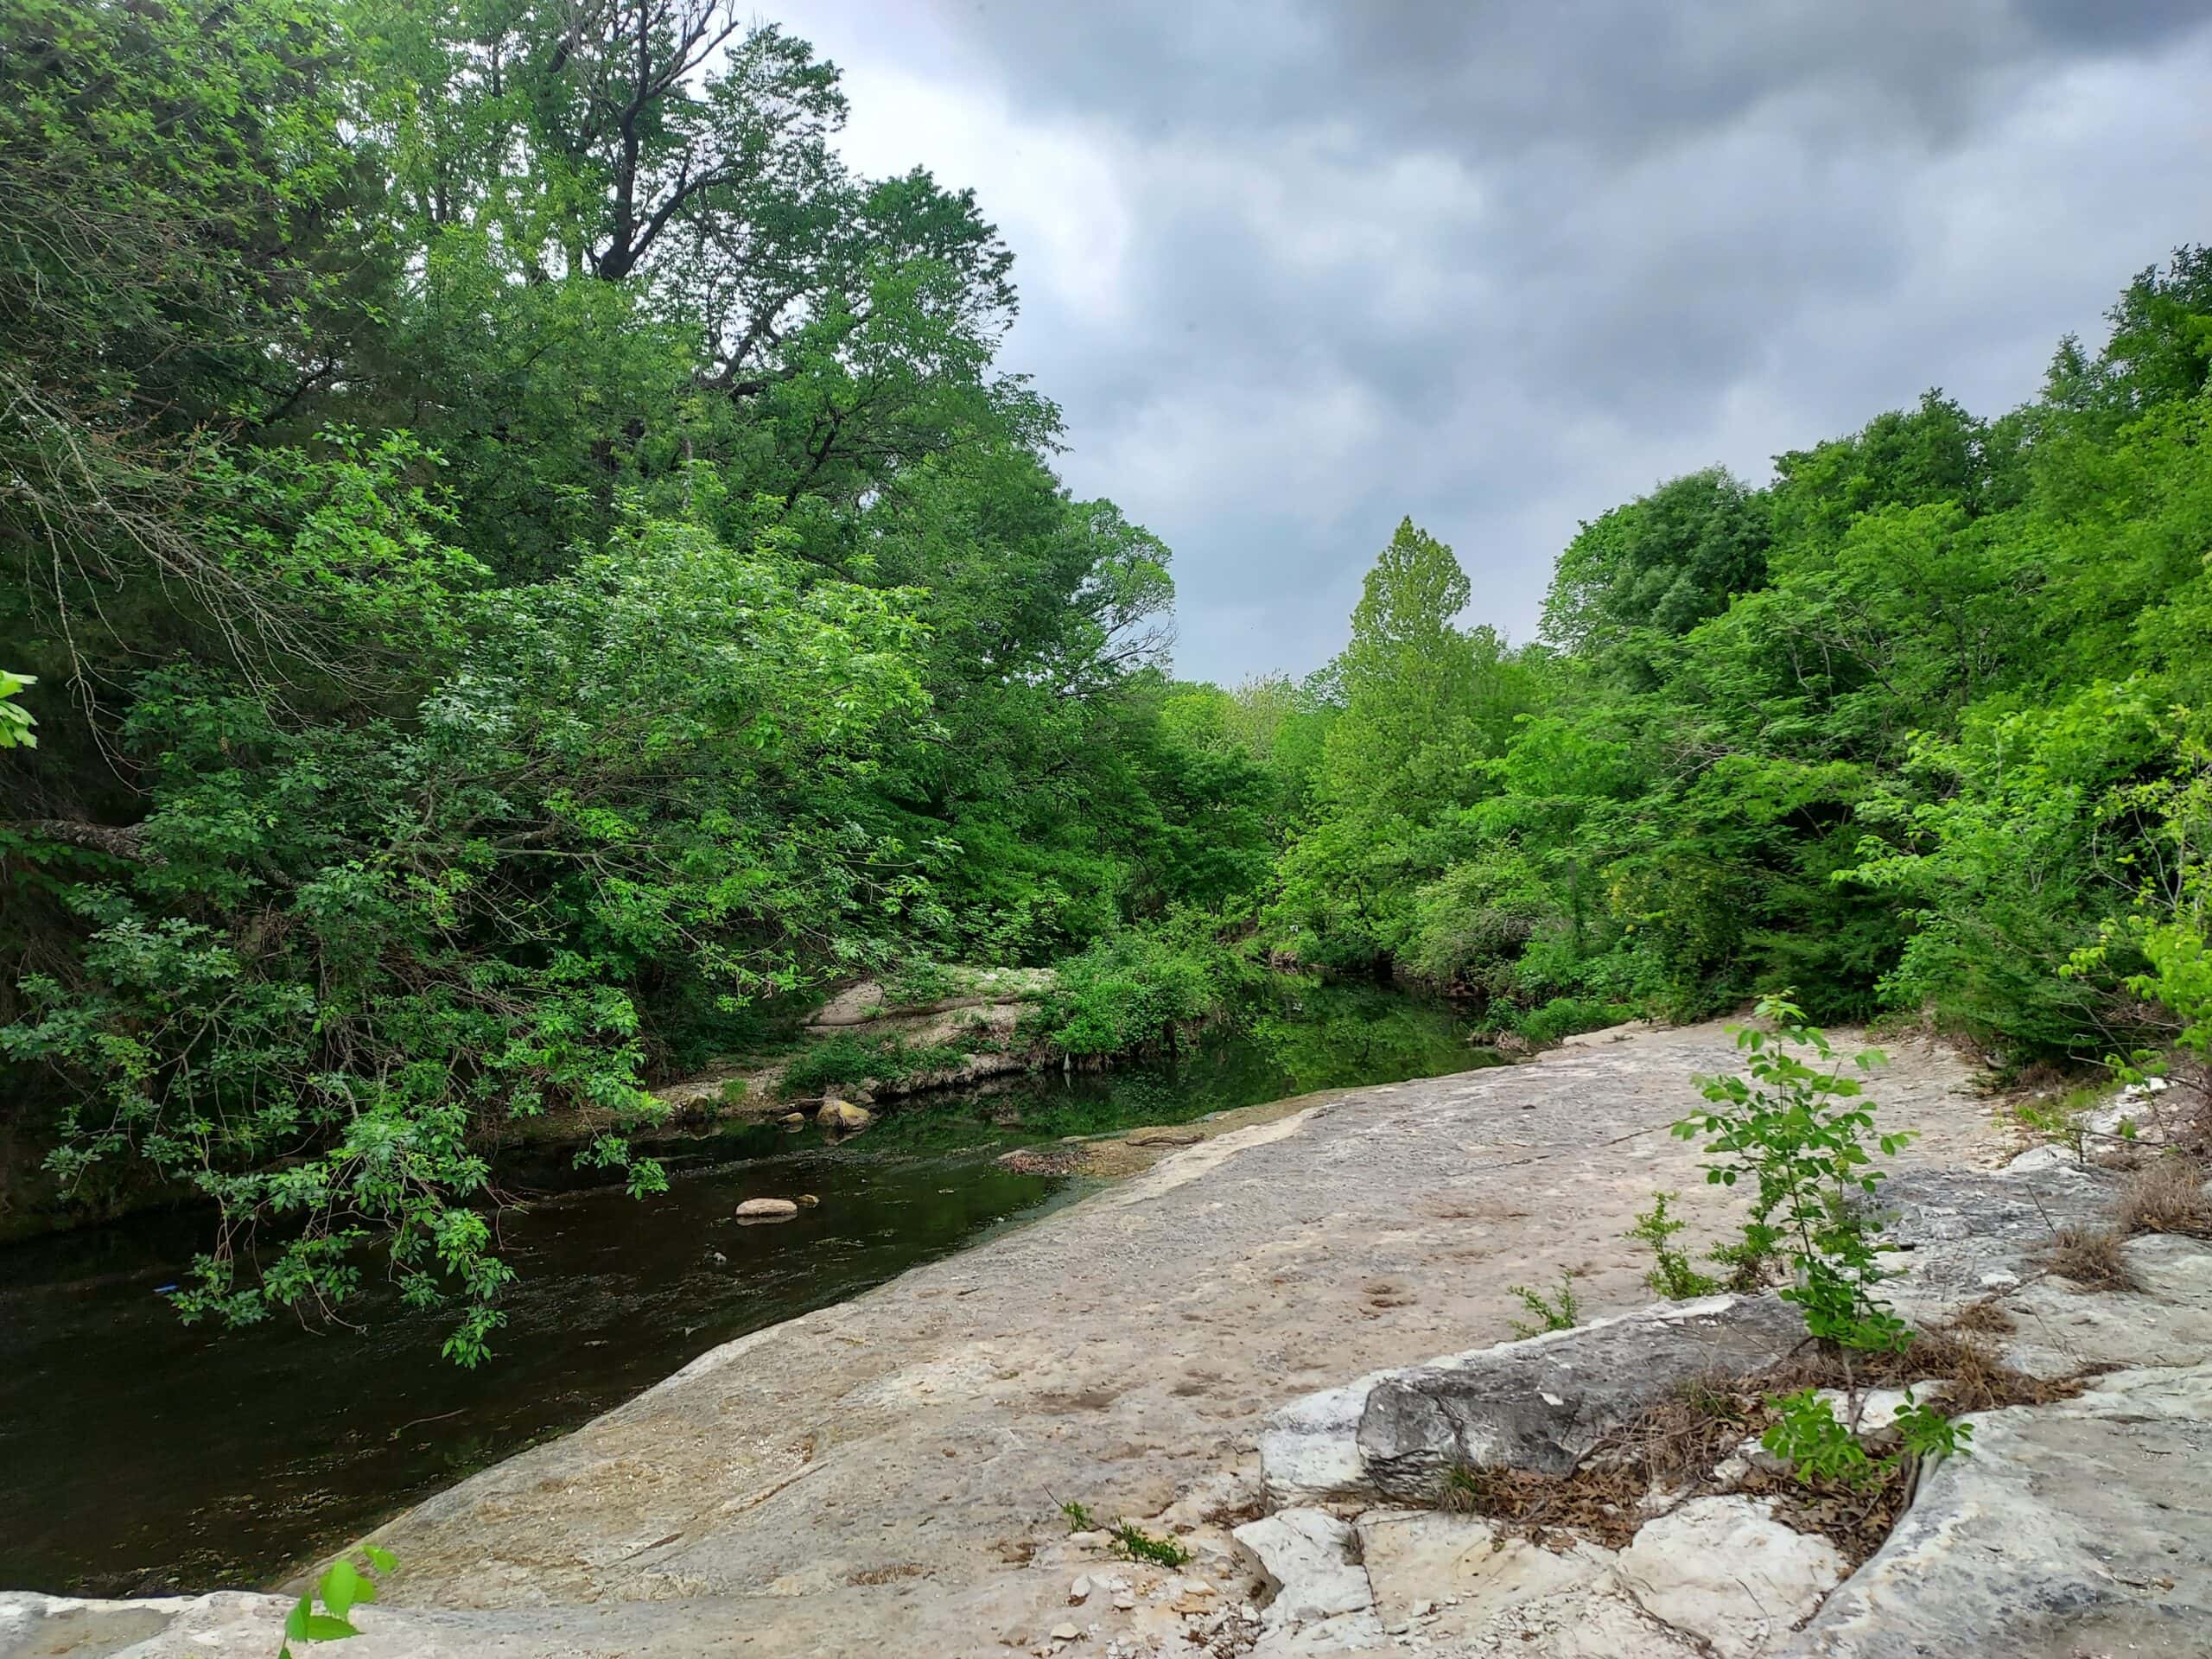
[321,1556,361,1619]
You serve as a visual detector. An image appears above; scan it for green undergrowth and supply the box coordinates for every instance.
[1512,995,1638,1047]
[774,1031,991,1099]
[1023,912,1268,1060]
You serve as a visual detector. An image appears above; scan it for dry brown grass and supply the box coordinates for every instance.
[2115,1156,2212,1237]
[1436,1459,1645,1551]
[2040,1225,2142,1292]
[1948,1298,2017,1335]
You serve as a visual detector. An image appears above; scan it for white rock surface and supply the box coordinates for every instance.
[1249,1609,1390,1656]
[1256,1376,1387,1507]
[1232,1509,1373,1630]
[1781,1363,2212,1657]
[1472,1586,1709,1657]
[2002,1142,2082,1173]
[1619,1497,1847,1658]
[1808,1382,1941,1443]
[1358,1511,1613,1630]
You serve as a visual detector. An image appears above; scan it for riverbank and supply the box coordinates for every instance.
[0,984,1496,1600]
[0,1020,2005,1656]
[17,1018,2202,1657]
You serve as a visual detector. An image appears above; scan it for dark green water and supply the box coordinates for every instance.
[0,986,1497,1597]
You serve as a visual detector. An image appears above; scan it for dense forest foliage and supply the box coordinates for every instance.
[4,0,2209,1358]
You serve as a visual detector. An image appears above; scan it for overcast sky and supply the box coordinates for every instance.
[783,1,2212,684]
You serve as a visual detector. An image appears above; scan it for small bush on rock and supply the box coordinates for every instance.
[1675,995,1970,1478]
[1626,1191,1720,1300]
[1109,1522,1191,1567]
[1506,1272,1581,1338]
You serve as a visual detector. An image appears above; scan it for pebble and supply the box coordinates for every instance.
[1049,1623,1079,1641]
[1069,1575,1091,1603]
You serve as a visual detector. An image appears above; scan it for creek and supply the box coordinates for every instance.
[0,985,1499,1596]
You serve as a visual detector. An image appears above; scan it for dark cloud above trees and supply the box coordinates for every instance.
[788,0,2212,680]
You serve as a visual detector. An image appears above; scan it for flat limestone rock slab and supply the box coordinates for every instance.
[1439,1584,1707,1658]
[0,1591,741,1659]
[1781,1363,2212,1658]
[1994,1232,2212,1377]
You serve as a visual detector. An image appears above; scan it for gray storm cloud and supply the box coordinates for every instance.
[789,0,2212,681]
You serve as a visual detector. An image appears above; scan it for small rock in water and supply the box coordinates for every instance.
[817,1097,874,1132]
[795,1193,820,1208]
[734,1198,799,1221]
[705,1249,728,1265]
[779,1111,806,1128]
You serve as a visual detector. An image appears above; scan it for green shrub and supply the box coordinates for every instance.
[1028,912,1261,1059]
[1506,1273,1581,1338]
[1109,1521,1191,1567]
[1513,996,1636,1047]
[1675,995,1971,1479]
[1626,1192,1720,1300]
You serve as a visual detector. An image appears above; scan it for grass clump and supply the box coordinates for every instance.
[1948,1297,2018,1336]
[2116,1155,2212,1236]
[1057,1497,1097,1533]
[2039,1224,2141,1292]
[1109,1522,1191,1567]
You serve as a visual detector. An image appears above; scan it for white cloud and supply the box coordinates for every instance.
[781,2,2212,684]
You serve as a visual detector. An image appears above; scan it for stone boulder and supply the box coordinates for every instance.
[816,1098,874,1133]
[1351,1294,1807,1499]
[734,1198,798,1221]
[1781,1362,2212,1657]
[1233,1509,1371,1629]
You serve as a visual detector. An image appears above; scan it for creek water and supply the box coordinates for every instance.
[0,986,1498,1597]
